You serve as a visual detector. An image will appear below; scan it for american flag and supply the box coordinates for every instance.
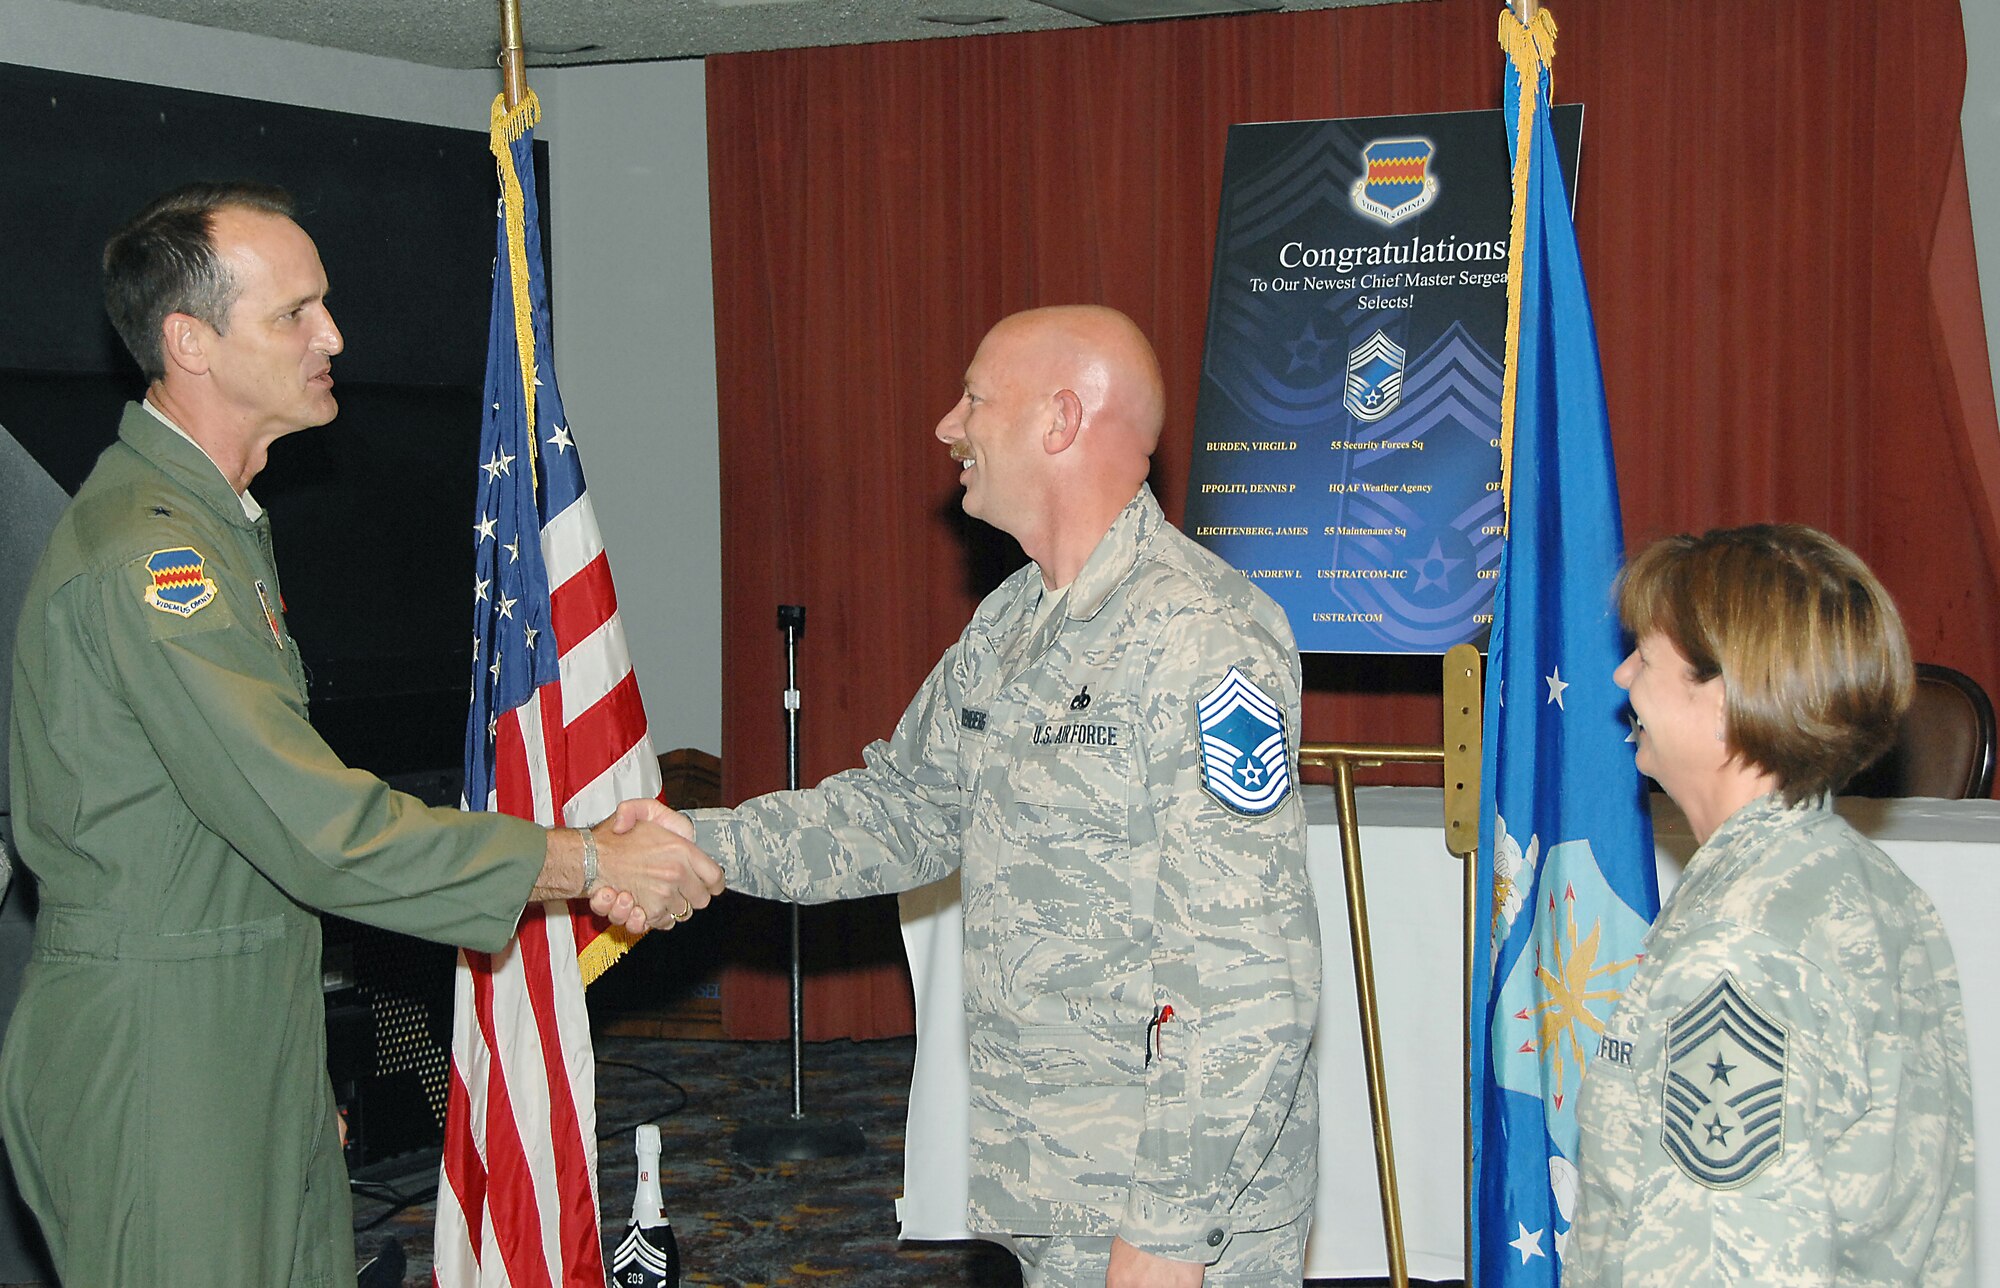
[433,88,660,1287]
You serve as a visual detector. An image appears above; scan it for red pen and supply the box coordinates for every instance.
[1145,1004,1176,1066]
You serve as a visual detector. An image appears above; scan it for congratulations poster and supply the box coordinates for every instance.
[1187,107,1581,654]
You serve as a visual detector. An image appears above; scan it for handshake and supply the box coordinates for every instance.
[548,800,722,936]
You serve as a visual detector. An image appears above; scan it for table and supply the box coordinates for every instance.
[893,786,2000,1281]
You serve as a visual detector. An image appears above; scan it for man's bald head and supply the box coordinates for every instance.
[984,304,1165,466]
[935,305,1169,586]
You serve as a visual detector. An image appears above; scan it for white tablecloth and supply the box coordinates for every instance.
[893,786,2000,1281]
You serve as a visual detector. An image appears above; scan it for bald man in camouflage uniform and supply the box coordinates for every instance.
[1566,795,1974,1285]
[642,307,1319,1287]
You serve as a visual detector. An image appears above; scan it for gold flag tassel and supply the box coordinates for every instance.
[1494,5,1558,534]
[490,83,646,985]
[490,88,543,489]
[579,921,639,988]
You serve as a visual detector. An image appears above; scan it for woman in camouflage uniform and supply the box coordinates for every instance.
[1566,525,1973,1286]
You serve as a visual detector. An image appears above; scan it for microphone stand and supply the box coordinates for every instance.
[732,604,865,1161]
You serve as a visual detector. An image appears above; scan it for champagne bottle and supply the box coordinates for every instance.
[611,1124,681,1287]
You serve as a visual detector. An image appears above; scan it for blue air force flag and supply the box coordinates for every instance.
[1470,10,1662,1286]
[1197,667,1292,815]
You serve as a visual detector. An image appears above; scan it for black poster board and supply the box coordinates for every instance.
[1186,107,1582,655]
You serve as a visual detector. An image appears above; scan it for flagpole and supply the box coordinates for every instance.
[498,0,527,111]
[1444,646,1484,1284]
[440,8,629,1279]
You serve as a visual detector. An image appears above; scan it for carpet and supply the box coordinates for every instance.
[352,1035,1021,1287]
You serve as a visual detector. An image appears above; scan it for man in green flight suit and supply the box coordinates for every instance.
[1,181,725,1286]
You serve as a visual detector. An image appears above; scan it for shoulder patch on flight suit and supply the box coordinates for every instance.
[1196,667,1292,815]
[1662,972,1787,1189]
[141,547,218,618]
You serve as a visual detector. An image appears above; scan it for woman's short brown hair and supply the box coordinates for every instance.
[1617,524,1913,803]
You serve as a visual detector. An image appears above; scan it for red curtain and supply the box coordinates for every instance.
[702,0,1998,1039]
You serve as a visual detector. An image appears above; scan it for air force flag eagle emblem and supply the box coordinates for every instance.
[1197,667,1292,815]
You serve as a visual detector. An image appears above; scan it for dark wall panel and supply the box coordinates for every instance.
[0,63,548,782]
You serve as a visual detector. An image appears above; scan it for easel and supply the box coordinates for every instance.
[1299,641,1483,1288]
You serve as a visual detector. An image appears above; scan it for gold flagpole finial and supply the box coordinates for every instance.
[498,0,528,111]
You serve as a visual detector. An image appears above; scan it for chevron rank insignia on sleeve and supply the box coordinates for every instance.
[1196,667,1292,815]
[1662,972,1788,1189]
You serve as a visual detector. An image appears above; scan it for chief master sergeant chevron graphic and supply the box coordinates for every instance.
[1197,667,1293,815]
[1344,329,1406,424]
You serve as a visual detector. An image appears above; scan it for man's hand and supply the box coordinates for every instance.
[607,797,695,841]
[537,806,724,933]
[1106,1238,1204,1288]
[593,814,724,931]
[587,884,646,933]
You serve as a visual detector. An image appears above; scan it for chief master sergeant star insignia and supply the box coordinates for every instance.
[1662,972,1788,1190]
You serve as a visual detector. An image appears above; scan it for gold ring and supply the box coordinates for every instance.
[669,894,694,923]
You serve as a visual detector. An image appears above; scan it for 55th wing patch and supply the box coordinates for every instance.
[142,547,218,618]
[1196,667,1292,815]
